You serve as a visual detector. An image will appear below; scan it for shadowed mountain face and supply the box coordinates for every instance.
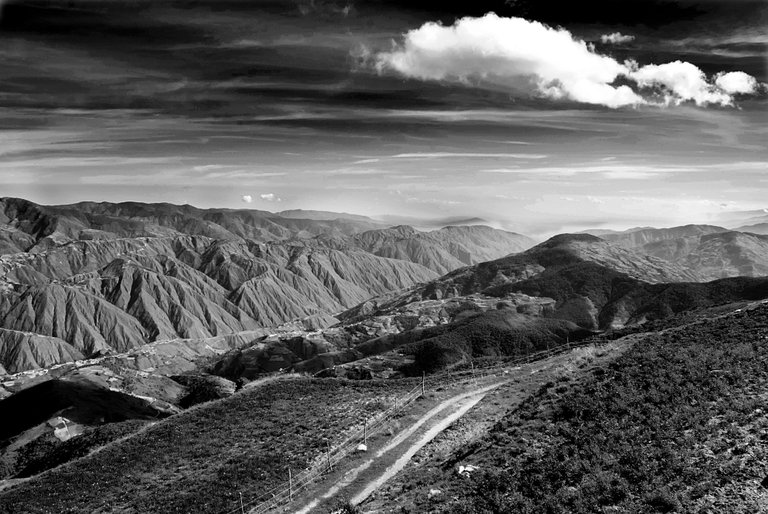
[359,234,768,331]
[424,233,703,295]
[0,198,536,374]
[0,378,166,444]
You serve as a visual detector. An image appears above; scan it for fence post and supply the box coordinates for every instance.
[240,492,245,514]
[421,372,425,396]
[364,419,367,445]
[289,468,293,501]
[327,441,332,471]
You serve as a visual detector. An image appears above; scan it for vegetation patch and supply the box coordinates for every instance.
[436,305,768,512]
[0,376,419,514]
[402,310,592,373]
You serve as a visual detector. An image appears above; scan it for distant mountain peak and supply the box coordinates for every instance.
[537,233,604,247]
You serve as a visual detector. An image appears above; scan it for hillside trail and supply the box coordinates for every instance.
[289,380,509,514]
[284,338,639,514]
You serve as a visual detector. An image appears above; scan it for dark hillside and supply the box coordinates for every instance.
[485,263,768,330]
[402,310,593,373]
[0,379,165,443]
[435,304,768,513]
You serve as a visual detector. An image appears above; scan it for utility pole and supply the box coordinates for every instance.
[289,469,293,501]
[364,419,367,445]
[326,441,332,471]
[239,492,245,514]
[421,372,425,395]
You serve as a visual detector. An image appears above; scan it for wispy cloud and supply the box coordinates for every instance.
[600,32,635,44]
[389,152,548,159]
[478,162,755,179]
[0,156,183,168]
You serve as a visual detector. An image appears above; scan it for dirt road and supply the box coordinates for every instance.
[291,381,508,513]
[282,339,634,514]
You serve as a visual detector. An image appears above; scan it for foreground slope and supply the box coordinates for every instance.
[0,377,419,514]
[416,302,768,513]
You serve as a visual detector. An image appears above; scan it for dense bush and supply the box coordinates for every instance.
[441,305,768,513]
[403,310,590,374]
[15,420,148,478]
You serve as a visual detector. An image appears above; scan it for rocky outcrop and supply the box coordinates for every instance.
[0,226,35,255]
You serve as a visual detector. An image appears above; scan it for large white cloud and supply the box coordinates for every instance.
[375,14,760,108]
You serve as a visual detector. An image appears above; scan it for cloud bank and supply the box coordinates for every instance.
[375,14,761,108]
[600,32,635,44]
[241,195,253,203]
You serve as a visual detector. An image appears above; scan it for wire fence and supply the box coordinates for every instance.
[222,380,425,514]
[224,337,613,514]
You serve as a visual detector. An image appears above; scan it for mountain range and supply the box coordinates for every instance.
[590,225,768,280]
[0,198,533,374]
[4,198,768,377]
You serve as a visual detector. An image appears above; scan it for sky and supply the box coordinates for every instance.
[0,0,766,236]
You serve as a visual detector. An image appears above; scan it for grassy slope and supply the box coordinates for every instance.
[425,304,768,513]
[0,376,418,514]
